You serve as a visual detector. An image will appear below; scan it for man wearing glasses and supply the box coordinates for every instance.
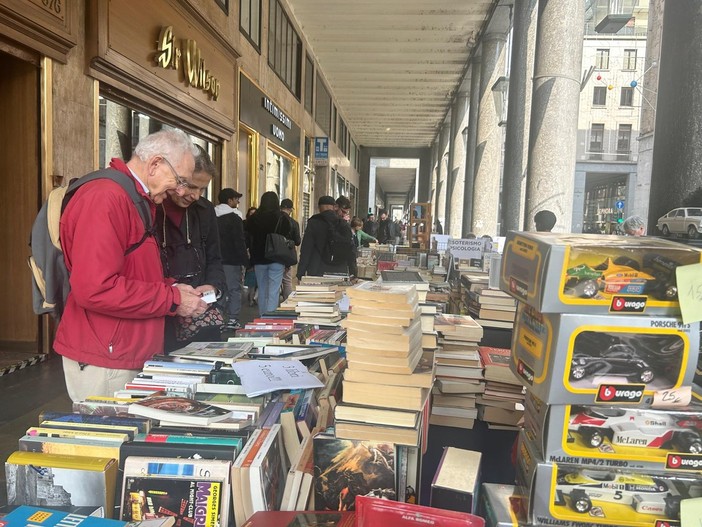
[54,129,208,402]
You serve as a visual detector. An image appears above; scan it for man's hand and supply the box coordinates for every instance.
[174,283,207,317]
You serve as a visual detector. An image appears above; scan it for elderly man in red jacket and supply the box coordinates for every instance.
[54,129,207,402]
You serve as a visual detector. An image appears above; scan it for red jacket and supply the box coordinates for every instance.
[53,159,181,369]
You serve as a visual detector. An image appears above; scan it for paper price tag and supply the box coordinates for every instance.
[675,262,702,324]
[201,290,217,304]
[651,385,692,408]
[681,496,702,526]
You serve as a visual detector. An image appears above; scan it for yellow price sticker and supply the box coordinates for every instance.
[675,262,702,324]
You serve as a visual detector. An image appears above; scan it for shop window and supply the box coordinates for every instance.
[215,0,229,14]
[589,123,604,160]
[240,0,261,51]
[620,87,634,107]
[268,0,301,98]
[331,104,337,143]
[336,173,345,199]
[350,139,357,171]
[595,49,609,70]
[339,119,348,156]
[623,49,637,71]
[98,96,217,199]
[266,145,298,207]
[304,54,314,115]
[592,86,607,106]
[239,124,257,210]
[302,165,314,230]
[315,75,331,135]
[617,124,632,160]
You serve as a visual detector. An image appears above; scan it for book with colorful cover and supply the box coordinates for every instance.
[241,511,355,527]
[169,341,254,364]
[355,495,485,527]
[477,346,518,384]
[249,424,289,514]
[312,435,396,511]
[127,395,232,426]
[37,412,151,433]
[0,506,127,527]
[5,452,118,512]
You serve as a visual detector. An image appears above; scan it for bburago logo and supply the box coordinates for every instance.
[655,520,680,527]
[517,360,534,385]
[666,453,702,470]
[610,295,647,313]
[509,277,529,300]
[595,383,645,403]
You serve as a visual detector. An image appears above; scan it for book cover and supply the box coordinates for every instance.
[0,506,126,527]
[242,511,355,527]
[249,424,289,514]
[356,496,485,527]
[430,447,482,515]
[37,413,151,434]
[312,435,396,511]
[169,341,254,364]
[477,347,518,384]
[18,434,122,460]
[5,452,117,513]
[127,395,232,426]
[135,433,243,451]
[142,360,215,375]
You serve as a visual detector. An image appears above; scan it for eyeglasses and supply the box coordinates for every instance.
[161,156,193,190]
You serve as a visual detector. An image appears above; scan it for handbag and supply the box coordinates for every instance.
[174,304,224,341]
[265,216,298,266]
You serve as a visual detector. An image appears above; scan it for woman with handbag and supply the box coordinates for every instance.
[246,191,294,316]
[156,147,227,353]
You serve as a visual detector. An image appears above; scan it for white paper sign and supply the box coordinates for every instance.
[232,359,324,397]
[447,238,487,260]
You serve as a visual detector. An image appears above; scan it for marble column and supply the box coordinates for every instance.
[462,57,481,236]
[524,0,584,232]
[648,1,702,230]
[446,92,469,237]
[500,0,537,235]
[471,33,507,237]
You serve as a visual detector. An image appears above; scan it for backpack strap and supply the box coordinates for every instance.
[62,168,154,255]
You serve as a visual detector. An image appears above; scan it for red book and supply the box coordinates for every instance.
[243,511,356,526]
[253,318,296,326]
[356,496,484,527]
[477,346,518,385]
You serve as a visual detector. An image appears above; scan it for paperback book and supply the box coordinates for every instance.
[127,395,233,426]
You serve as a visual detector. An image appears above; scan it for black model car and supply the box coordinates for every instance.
[570,333,655,384]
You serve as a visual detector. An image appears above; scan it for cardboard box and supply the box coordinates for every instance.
[430,447,482,514]
[516,430,702,527]
[511,304,699,405]
[479,483,524,527]
[500,232,702,315]
[523,391,702,472]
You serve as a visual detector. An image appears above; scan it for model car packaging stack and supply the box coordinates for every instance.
[499,231,702,526]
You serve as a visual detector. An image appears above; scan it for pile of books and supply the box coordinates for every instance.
[476,346,525,430]
[336,282,431,448]
[431,314,485,429]
[293,282,343,325]
[467,287,517,330]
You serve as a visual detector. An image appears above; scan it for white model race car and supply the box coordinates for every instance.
[555,469,681,518]
[568,407,702,454]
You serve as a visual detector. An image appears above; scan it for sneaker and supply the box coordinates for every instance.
[223,319,242,331]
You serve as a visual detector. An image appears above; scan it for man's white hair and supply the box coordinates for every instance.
[134,129,198,163]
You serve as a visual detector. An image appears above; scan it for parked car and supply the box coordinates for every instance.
[568,407,702,453]
[555,469,682,518]
[656,207,702,238]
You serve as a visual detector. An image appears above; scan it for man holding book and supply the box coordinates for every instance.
[54,130,207,402]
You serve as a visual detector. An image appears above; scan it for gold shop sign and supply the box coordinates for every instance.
[155,26,220,101]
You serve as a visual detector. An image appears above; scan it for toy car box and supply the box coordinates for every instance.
[511,303,699,405]
[500,232,702,315]
[523,391,702,472]
[479,483,525,527]
[516,430,702,527]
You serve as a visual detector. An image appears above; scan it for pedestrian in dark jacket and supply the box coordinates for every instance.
[297,195,357,279]
[377,209,396,244]
[246,191,293,315]
[215,188,249,329]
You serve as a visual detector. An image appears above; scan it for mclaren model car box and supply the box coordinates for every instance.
[516,429,702,527]
[500,232,702,316]
[510,303,699,405]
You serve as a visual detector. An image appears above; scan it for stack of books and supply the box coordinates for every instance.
[467,288,517,330]
[431,314,485,429]
[336,281,431,448]
[293,283,343,325]
[476,346,525,430]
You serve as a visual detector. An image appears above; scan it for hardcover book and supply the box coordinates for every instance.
[242,511,355,527]
[37,412,151,434]
[312,435,396,511]
[127,395,233,426]
[430,447,482,515]
[356,496,485,527]
[477,347,519,385]
[5,452,118,513]
[249,424,289,515]
[169,341,254,364]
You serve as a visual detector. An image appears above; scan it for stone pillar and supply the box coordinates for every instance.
[446,92,469,237]
[524,0,584,232]
[500,0,537,235]
[104,100,131,161]
[472,33,507,237]
[462,57,481,236]
[435,122,450,231]
[648,1,702,231]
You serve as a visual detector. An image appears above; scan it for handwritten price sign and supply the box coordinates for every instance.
[675,263,702,324]
[652,386,692,408]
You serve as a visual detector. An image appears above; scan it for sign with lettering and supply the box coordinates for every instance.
[155,26,220,100]
[314,137,329,166]
[447,238,488,261]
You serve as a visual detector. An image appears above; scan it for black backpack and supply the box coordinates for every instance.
[28,168,153,320]
[322,217,356,266]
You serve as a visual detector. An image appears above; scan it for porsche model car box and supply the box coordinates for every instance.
[511,303,700,405]
[523,392,702,473]
[516,430,701,527]
[500,231,702,316]
[479,483,524,527]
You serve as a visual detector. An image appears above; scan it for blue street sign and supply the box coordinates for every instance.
[314,137,328,159]
[615,200,624,210]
